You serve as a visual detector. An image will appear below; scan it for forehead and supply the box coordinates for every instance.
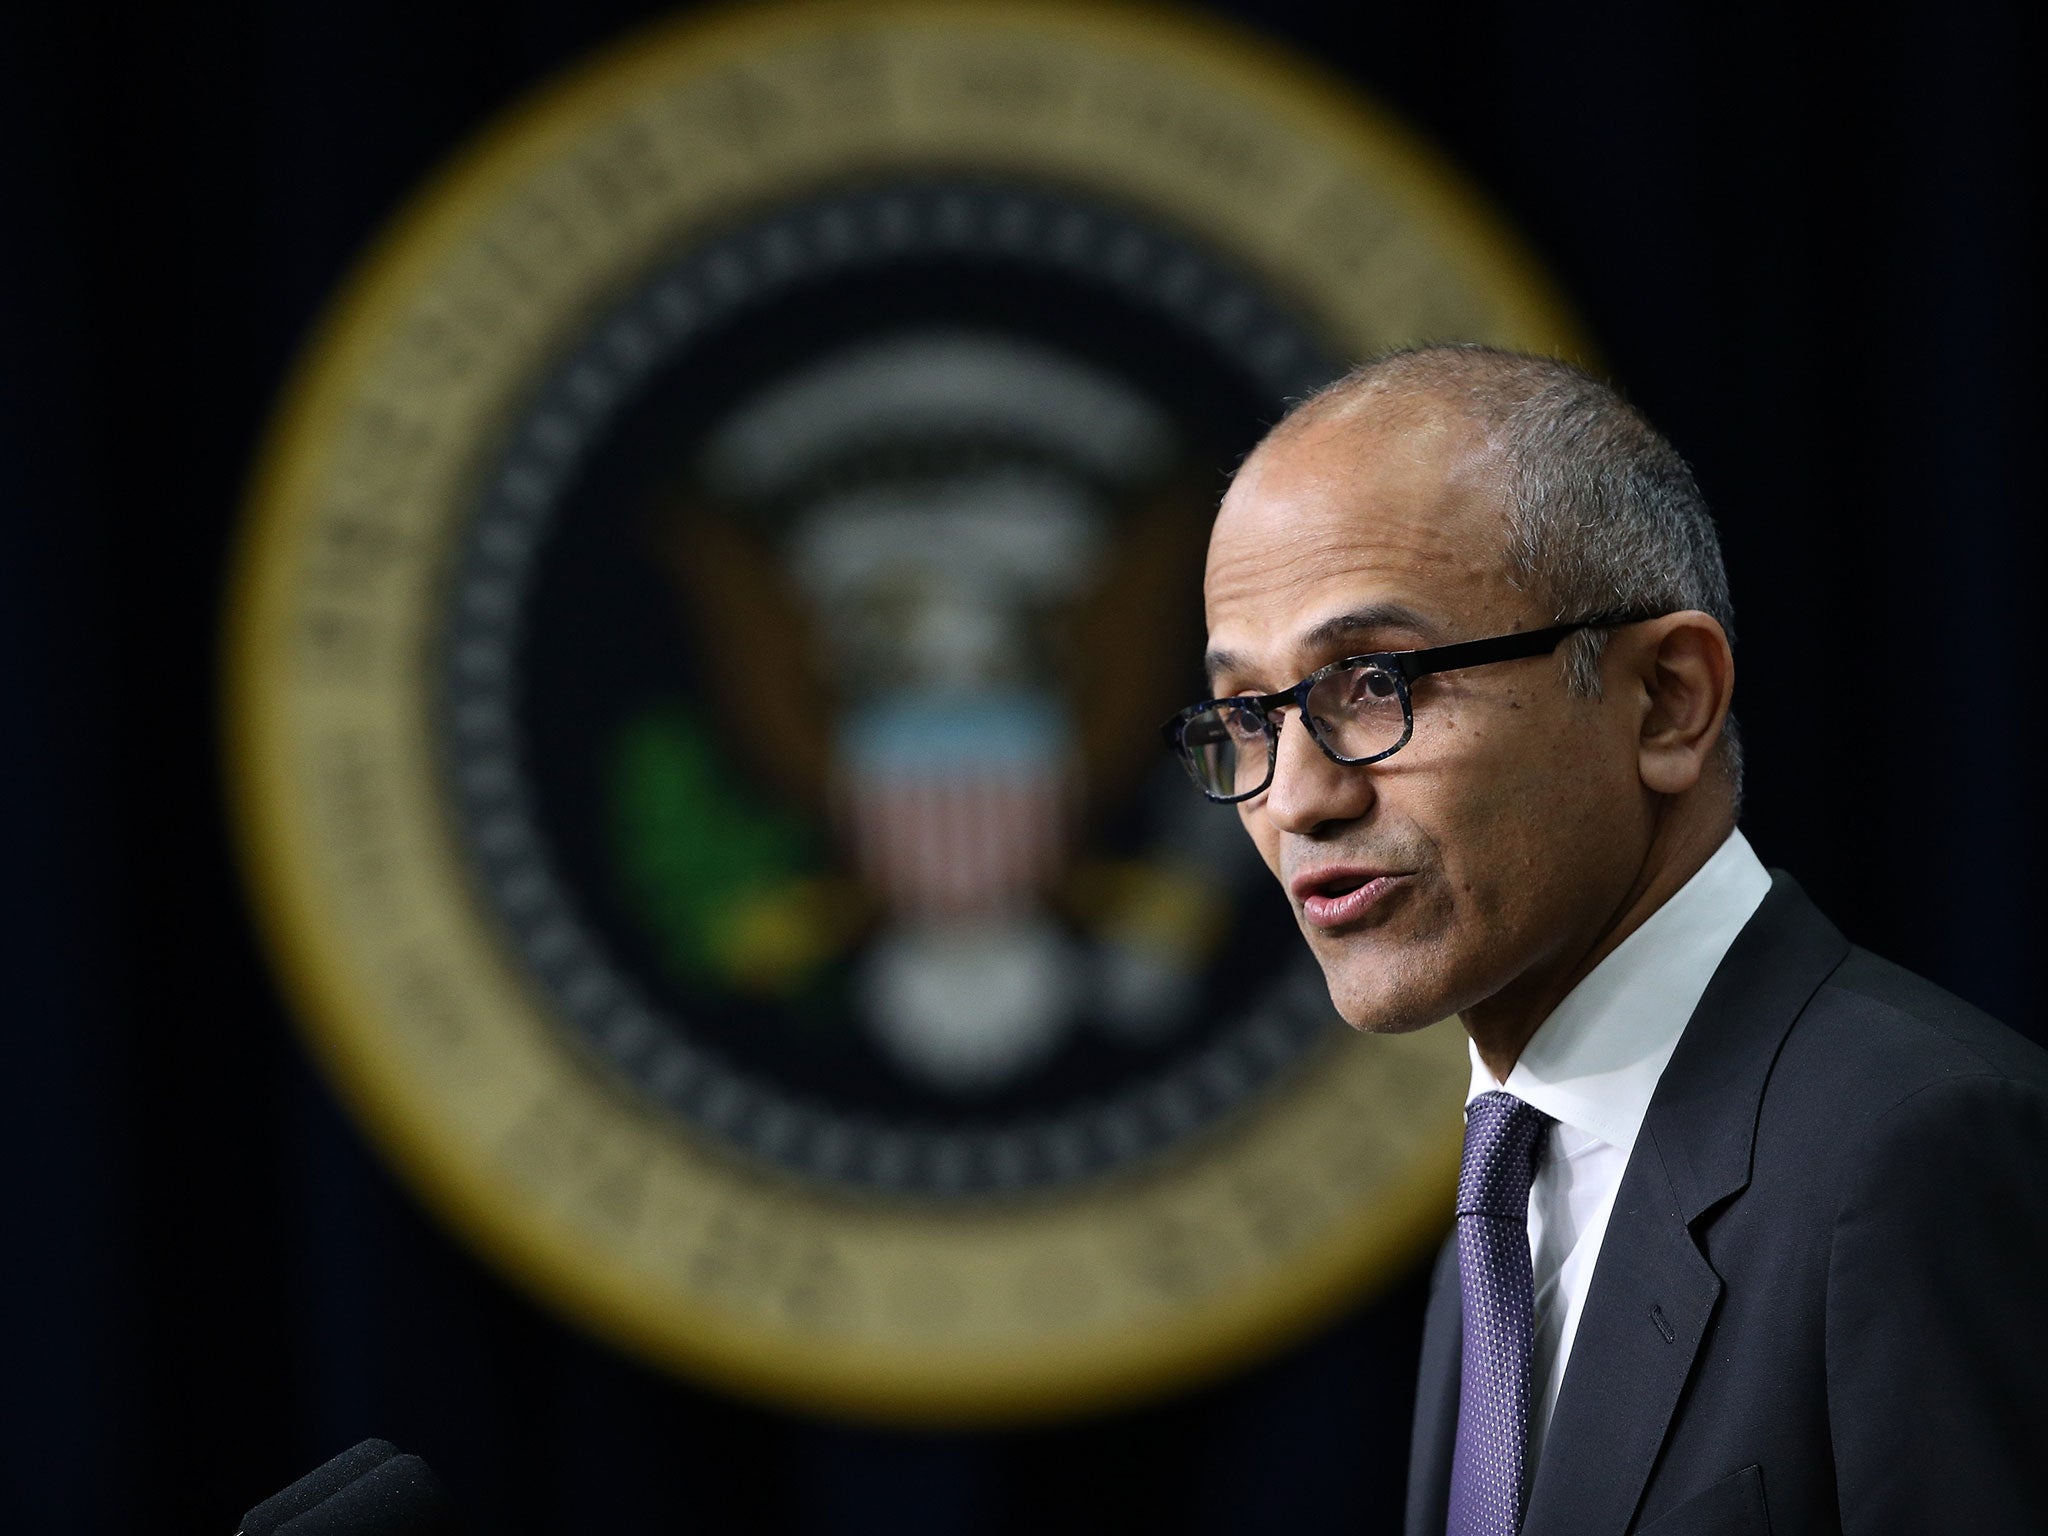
[1203,404,1517,680]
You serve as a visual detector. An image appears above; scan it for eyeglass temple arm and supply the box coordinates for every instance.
[1391,622,1579,681]
[1394,613,1659,682]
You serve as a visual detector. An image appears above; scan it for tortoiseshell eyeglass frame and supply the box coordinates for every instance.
[1160,613,1666,804]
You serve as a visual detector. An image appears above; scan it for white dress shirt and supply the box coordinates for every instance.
[1463,828,1772,1470]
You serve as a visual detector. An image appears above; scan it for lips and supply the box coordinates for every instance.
[1290,867,1408,930]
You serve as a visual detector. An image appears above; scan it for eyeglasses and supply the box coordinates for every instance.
[1160,614,1662,804]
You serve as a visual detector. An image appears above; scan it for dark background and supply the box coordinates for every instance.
[3,0,2040,1531]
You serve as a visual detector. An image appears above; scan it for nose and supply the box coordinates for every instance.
[1258,709,1376,835]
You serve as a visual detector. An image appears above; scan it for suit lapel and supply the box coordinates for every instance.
[1519,874,1849,1535]
[1405,1236,1462,1536]
[1519,1138,1720,1535]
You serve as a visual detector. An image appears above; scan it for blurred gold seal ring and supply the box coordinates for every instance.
[227,0,1588,1423]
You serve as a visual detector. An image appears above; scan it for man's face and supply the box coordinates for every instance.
[1202,399,1653,1034]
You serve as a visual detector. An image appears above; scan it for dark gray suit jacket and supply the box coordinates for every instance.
[1405,874,2048,1535]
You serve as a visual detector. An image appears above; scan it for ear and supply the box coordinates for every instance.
[1629,611,1735,796]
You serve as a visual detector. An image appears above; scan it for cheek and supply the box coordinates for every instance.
[1237,802,1281,877]
[1452,736,1641,920]
[1412,711,1615,904]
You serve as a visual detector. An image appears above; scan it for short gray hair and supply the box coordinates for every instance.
[1280,344,1742,800]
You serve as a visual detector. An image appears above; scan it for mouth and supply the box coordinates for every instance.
[1291,867,1409,931]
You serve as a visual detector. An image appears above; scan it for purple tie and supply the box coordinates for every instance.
[1447,1091,1551,1536]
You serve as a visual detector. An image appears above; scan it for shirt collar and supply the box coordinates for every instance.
[1464,829,1773,1156]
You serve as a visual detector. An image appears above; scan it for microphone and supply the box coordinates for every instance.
[239,1439,458,1535]
[241,1440,397,1535]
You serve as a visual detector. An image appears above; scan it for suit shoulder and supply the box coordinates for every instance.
[1744,948,2048,1235]
[1795,946,2048,1102]
[1761,946,2048,1138]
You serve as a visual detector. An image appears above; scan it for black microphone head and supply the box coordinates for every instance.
[242,1440,398,1536]
[274,1453,456,1536]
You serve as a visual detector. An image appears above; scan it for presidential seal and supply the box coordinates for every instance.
[228,0,1588,1422]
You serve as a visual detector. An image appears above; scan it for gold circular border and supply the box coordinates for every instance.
[225,0,1589,1424]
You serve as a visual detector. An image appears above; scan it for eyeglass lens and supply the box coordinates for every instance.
[1181,661,1405,798]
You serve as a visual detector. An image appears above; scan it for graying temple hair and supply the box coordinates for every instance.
[1282,344,1743,800]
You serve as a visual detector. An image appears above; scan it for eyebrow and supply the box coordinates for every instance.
[1203,601,1442,690]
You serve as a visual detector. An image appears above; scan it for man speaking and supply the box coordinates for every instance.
[1163,346,2048,1534]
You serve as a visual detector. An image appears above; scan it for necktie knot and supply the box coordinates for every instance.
[1457,1091,1550,1220]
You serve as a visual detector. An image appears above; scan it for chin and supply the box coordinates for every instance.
[1295,878,1477,1035]
[1313,951,1459,1035]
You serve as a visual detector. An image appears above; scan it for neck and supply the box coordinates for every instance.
[1464,804,1736,1084]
